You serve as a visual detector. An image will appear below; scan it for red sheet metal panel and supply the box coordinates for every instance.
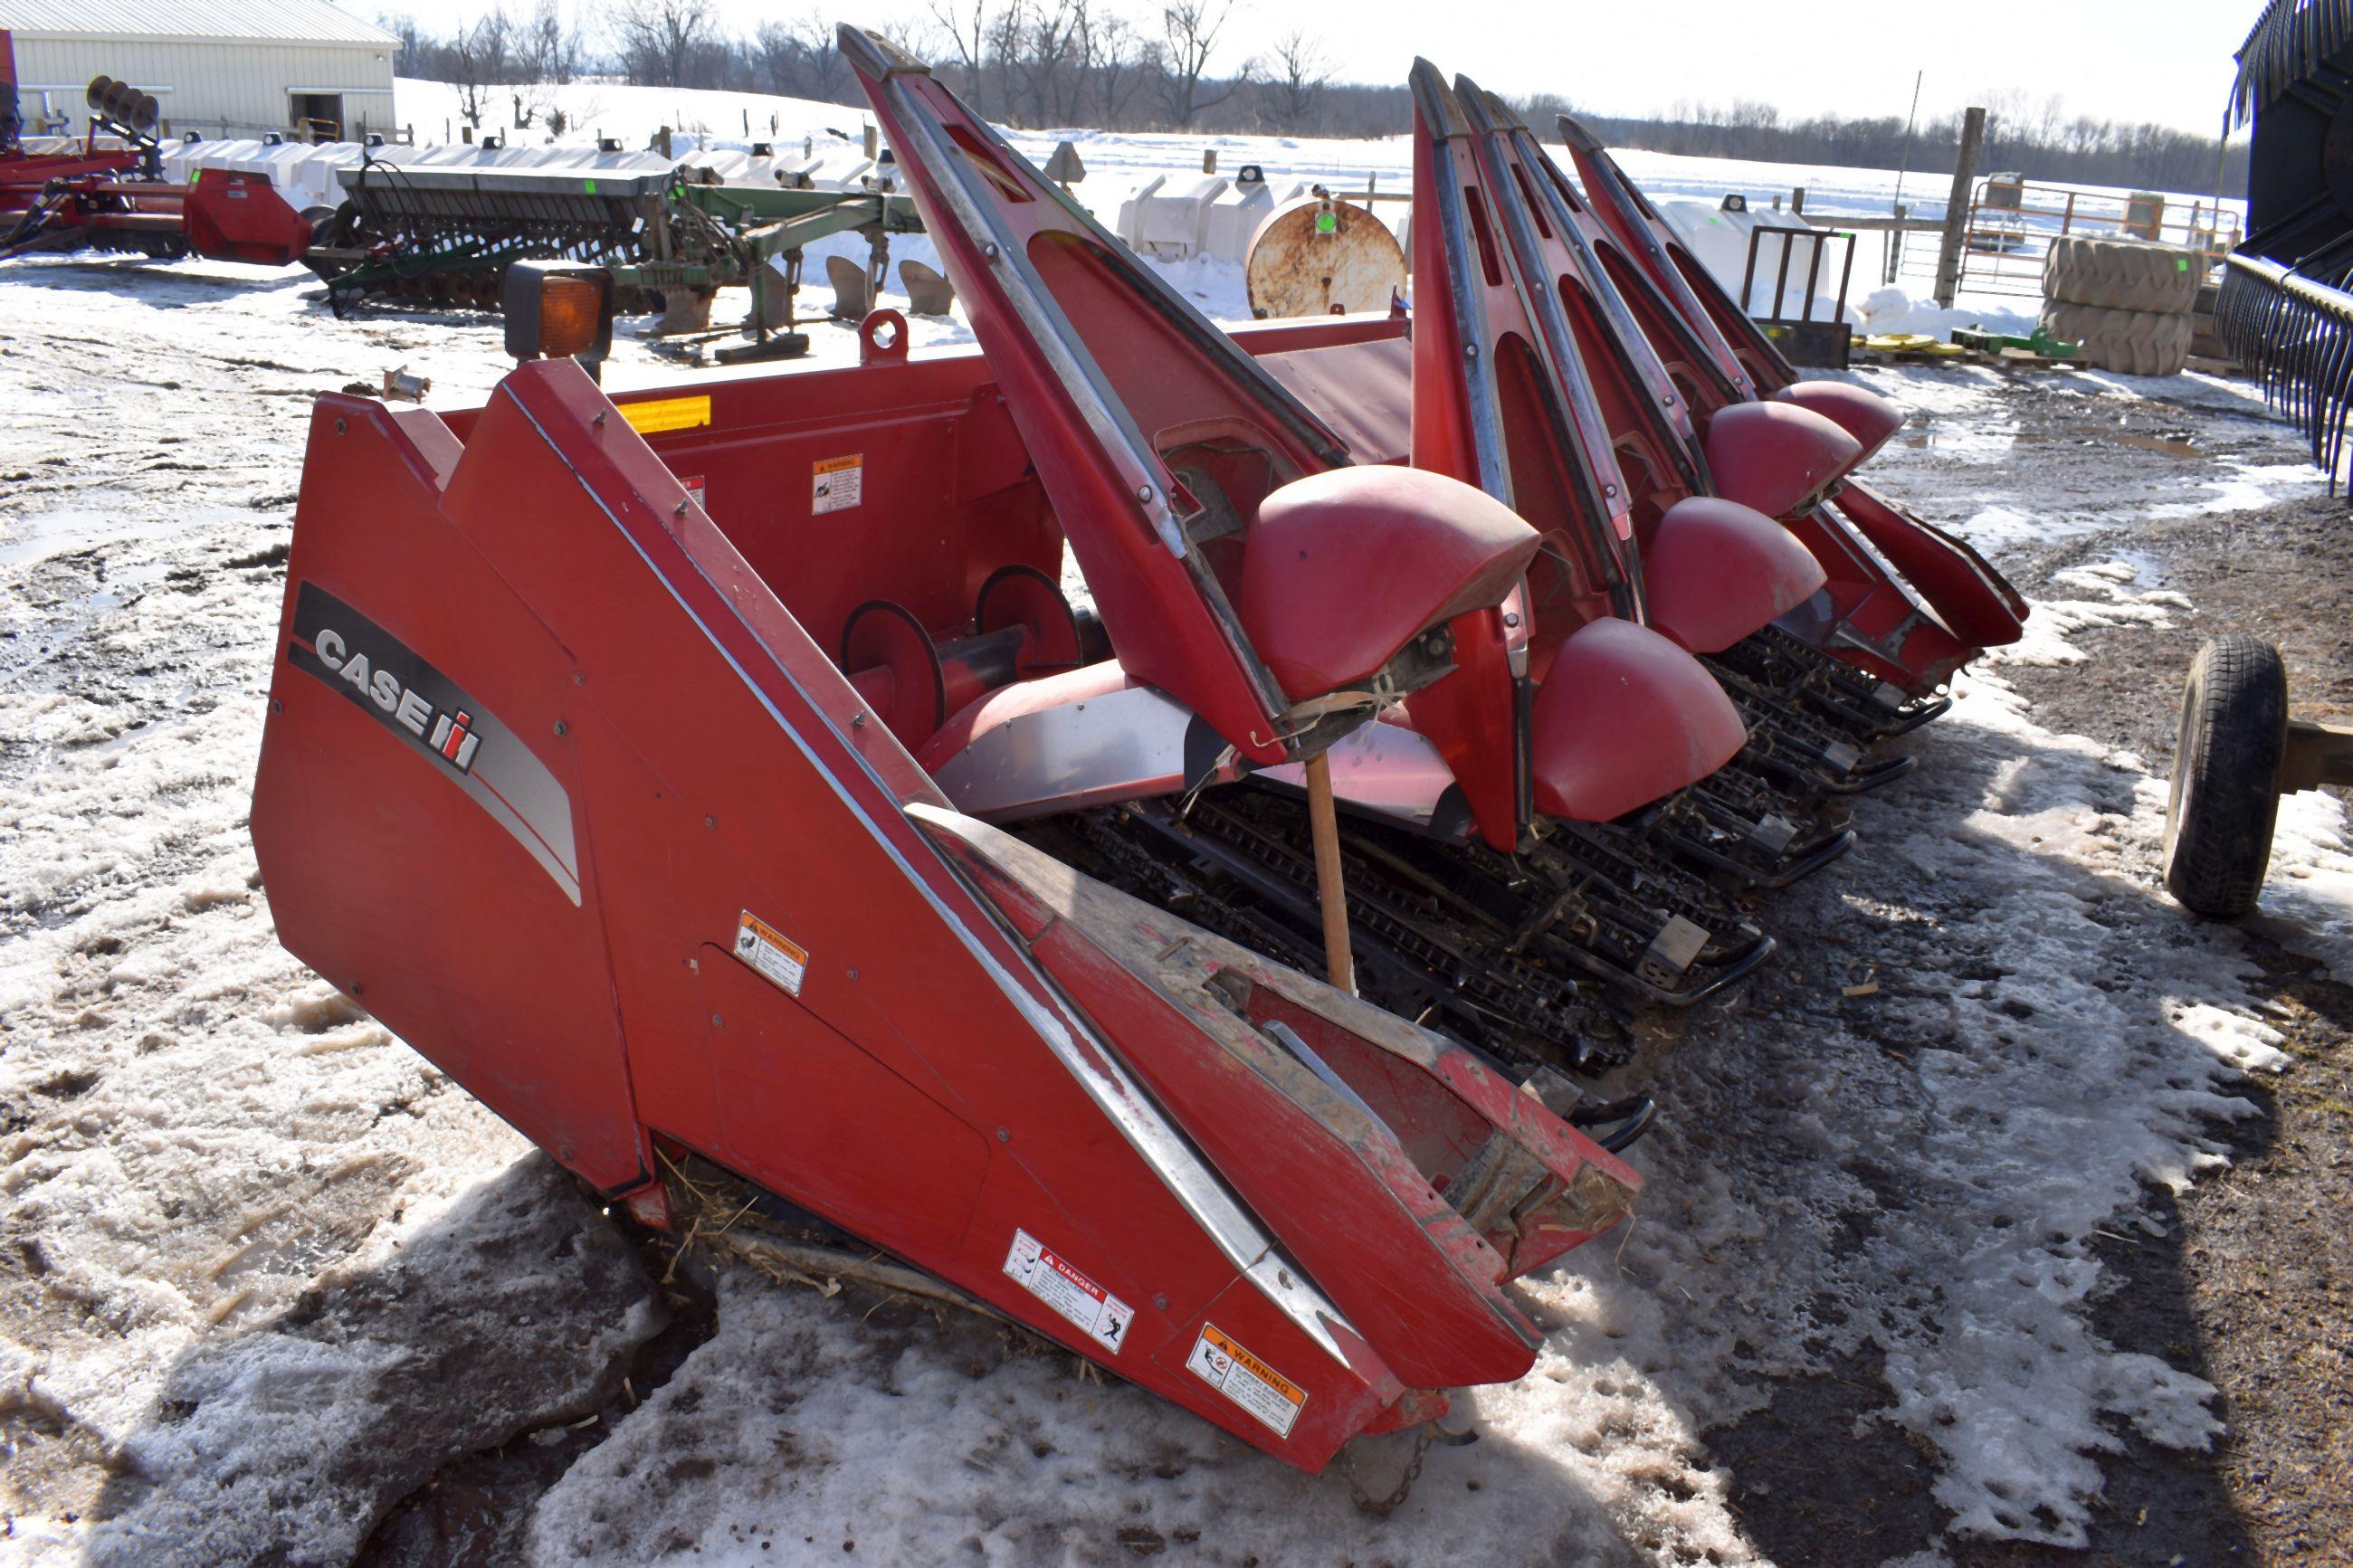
[257,360,1445,1469]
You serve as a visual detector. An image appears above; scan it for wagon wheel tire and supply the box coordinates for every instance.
[2163,634,2288,918]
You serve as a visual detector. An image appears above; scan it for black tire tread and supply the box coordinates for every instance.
[2164,634,2288,918]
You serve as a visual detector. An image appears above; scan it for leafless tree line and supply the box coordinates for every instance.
[1564,91,2249,203]
[384,3,2246,193]
[381,0,1401,136]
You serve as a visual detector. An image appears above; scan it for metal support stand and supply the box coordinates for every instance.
[1304,752,1356,994]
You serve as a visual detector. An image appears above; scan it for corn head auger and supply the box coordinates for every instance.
[249,27,2027,1469]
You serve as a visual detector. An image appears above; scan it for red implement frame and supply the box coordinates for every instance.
[252,350,1643,1470]
[1,157,310,264]
[1557,114,2029,687]
[1415,70,1829,659]
[842,29,1742,848]
[844,31,1326,765]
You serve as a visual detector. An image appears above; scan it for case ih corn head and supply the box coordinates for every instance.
[248,29,2026,1469]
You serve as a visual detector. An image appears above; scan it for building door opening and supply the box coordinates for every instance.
[290,92,341,140]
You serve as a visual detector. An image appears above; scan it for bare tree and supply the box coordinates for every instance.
[982,5,1025,110]
[378,12,425,63]
[1155,0,1243,128]
[1266,29,1329,130]
[1015,0,1088,124]
[750,14,851,101]
[1074,3,1145,128]
[926,0,993,75]
[520,0,584,84]
[449,8,515,129]
[612,0,712,89]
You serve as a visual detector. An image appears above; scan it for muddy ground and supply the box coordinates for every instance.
[1718,375,2353,1568]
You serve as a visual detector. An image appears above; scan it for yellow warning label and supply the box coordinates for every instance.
[1186,1322,1306,1437]
[619,395,712,435]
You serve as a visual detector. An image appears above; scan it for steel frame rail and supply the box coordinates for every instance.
[2216,248,2353,490]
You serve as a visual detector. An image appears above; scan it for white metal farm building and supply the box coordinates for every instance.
[1,0,398,140]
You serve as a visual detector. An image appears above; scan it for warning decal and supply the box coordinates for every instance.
[733,910,807,997]
[619,394,712,435]
[812,453,863,514]
[1003,1229,1132,1354]
[1185,1323,1307,1438]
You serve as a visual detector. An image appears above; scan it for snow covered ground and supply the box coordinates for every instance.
[385,73,2234,339]
[1,170,2345,1565]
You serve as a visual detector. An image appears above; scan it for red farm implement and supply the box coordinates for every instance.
[0,74,310,265]
[247,27,2030,1470]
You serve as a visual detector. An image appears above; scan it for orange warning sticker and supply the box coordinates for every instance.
[1185,1322,1306,1437]
[812,453,863,514]
[734,910,807,996]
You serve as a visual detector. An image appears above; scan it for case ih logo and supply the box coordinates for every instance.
[281,582,584,906]
[309,624,481,773]
[286,584,496,782]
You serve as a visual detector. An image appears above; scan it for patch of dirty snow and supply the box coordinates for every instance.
[2166,999,2293,1075]
[1855,285,2038,341]
[2144,460,2332,519]
[2248,789,2353,985]
[0,267,653,1564]
[1948,502,2110,556]
[1849,361,2010,419]
[1993,558,2186,667]
[83,1160,664,1568]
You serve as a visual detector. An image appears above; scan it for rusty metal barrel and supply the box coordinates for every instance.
[1243,195,1405,320]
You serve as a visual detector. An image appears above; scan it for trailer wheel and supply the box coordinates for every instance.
[2163,634,2288,918]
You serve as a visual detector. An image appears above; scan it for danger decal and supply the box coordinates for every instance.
[1186,1323,1307,1437]
[1003,1229,1132,1354]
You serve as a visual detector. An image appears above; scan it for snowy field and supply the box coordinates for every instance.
[1,127,2346,1567]
[386,73,2239,339]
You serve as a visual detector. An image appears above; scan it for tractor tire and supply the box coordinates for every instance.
[2043,234,2202,314]
[2039,299,2194,376]
[2163,634,2289,918]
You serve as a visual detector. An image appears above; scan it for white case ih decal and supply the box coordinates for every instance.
[287,581,582,905]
